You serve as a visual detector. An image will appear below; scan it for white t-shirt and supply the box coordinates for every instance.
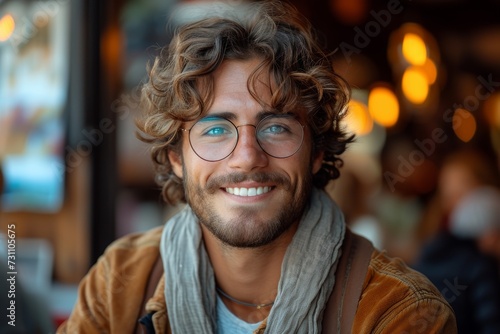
[216,296,263,334]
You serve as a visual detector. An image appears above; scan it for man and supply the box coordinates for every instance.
[58,1,456,333]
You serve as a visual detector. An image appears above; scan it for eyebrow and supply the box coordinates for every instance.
[201,110,294,123]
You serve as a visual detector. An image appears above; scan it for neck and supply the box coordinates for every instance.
[201,222,298,322]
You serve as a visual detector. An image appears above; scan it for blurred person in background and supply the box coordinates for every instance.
[450,186,500,268]
[413,148,500,333]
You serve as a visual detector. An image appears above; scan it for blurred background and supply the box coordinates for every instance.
[0,0,499,331]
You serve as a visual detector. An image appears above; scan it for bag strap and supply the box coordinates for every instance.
[135,254,164,334]
[322,229,374,334]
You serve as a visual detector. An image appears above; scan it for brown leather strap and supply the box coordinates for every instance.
[322,229,374,334]
[134,254,164,334]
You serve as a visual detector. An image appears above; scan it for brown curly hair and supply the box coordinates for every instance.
[137,0,354,205]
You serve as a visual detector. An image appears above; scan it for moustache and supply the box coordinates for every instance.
[205,172,291,192]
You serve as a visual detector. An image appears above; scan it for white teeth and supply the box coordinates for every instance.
[225,186,271,197]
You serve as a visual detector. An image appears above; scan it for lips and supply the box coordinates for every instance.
[225,186,271,197]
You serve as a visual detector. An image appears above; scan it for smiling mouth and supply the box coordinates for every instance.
[225,186,272,197]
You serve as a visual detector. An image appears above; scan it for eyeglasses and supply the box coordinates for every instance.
[181,114,305,162]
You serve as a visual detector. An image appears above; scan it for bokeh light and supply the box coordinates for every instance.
[345,100,373,136]
[402,32,427,66]
[0,14,15,42]
[453,108,477,142]
[368,86,399,127]
[483,92,500,128]
[421,58,438,85]
[402,67,429,104]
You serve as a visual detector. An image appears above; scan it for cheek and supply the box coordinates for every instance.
[301,131,322,174]
[183,155,217,188]
[286,153,317,185]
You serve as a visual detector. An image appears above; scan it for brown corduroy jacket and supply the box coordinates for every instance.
[58,226,457,334]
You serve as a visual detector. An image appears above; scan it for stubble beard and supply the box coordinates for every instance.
[182,167,313,248]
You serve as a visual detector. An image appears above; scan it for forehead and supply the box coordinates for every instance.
[204,58,306,122]
[211,58,272,102]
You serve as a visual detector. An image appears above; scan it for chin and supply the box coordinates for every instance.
[201,211,295,248]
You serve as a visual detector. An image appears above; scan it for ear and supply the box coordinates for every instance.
[168,150,183,179]
[312,150,324,174]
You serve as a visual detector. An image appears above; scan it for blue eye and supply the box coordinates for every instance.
[259,117,295,136]
[204,126,229,136]
[193,117,235,139]
[261,124,287,134]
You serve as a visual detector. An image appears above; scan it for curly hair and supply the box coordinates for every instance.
[137,0,354,205]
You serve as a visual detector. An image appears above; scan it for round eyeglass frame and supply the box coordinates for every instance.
[181,115,305,162]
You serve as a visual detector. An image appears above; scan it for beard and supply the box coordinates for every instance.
[182,167,313,248]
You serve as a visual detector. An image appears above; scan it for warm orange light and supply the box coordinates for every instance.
[0,14,15,42]
[368,86,399,127]
[345,100,373,136]
[421,58,437,85]
[402,67,429,104]
[402,32,427,66]
[453,108,476,143]
[483,92,500,128]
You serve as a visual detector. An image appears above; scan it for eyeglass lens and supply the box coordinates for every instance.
[188,115,304,161]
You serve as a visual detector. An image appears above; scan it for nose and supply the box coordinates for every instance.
[227,124,268,170]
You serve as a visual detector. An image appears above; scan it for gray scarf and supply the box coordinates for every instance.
[160,188,346,333]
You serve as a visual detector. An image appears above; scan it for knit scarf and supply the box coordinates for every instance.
[160,188,346,333]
